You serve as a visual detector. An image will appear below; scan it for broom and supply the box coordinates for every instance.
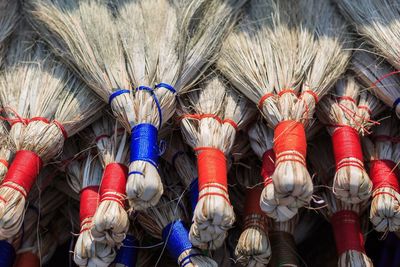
[352,50,400,118]
[218,0,351,221]
[74,152,117,267]
[268,216,300,267]
[362,117,400,232]
[320,190,373,267]
[233,162,271,267]
[137,195,217,267]
[0,0,19,64]
[0,27,103,239]
[25,0,245,210]
[317,76,384,204]
[179,74,255,249]
[90,117,130,247]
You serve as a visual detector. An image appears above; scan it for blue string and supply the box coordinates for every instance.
[130,123,159,168]
[180,253,202,267]
[136,86,163,129]
[162,220,193,266]
[113,235,138,267]
[0,240,16,267]
[108,89,131,105]
[393,98,400,110]
[189,178,199,216]
[155,83,177,94]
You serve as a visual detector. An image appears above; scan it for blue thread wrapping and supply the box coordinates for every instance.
[108,89,131,105]
[0,240,16,267]
[155,83,177,94]
[162,220,193,265]
[113,235,138,267]
[189,178,199,215]
[130,124,159,167]
[393,98,400,110]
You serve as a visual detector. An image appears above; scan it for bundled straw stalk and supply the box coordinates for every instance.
[0,122,13,182]
[362,117,400,232]
[352,50,400,118]
[0,28,102,239]
[218,0,351,221]
[138,194,217,267]
[317,76,384,204]
[74,153,116,267]
[26,0,245,210]
[234,162,271,267]
[179,75,255,249]
[91,117,130,246]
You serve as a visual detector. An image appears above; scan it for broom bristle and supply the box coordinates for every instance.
[0,0,19,64]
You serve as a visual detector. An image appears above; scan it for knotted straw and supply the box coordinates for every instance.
[218,0,351,221]
[74,153,116,267]
[317,77,384,204]
[90,117,130,247]
[234,162,271,266]
[0,27,102,239]
[25,0,245,210]
[179,75,255,249]
[362,117,400,232]
[137,194,217,267]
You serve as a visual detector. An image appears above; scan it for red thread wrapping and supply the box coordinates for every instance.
[332,126,364,171]
[100,163,128,206]
[244,186,263,216]
[79,185,100,224]
[14,252,40,267]
[0,159,8,169]
[258,93,274,109]
[331,210,365,255]
[301,90,319,104]
[195,147,228,202]
[274,120,306,165]
[2,150,43,197]
[370,160,400,193]
[261,149,275,187]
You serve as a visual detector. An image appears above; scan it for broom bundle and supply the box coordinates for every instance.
[89,117,130,247]
[268,216,300,267]
[352,50,400,118]
[0,0,19,64]
[0,122,13,182]
[26,0,245,210]
[218,0,351,220]
[320,190,373,267]
[74,153,116,267]
[362,117,400,232]
[138,195,217,267]
[233,163,271,267]
[0,28,103,239]
[317,76,384,204]
[179,75,255,249]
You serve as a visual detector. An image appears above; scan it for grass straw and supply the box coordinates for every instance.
[0,25,103,239]
[218,0,351,221]
[179,74,255,249]
[91,117,130,247]
[0,122,13,182]
[0,0,19,65]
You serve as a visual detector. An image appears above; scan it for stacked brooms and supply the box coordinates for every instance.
[0,0,399,266]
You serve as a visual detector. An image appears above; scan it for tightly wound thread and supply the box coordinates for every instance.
[113,234,138,266]
[370,160,400,194]
[79,185,100,226]
[331,210,365,255]
[244,187,266,230]
[1,150,43,198]
[0,240,15,267]
[130,123,159,168]
[269,231,299,267]
[162,220,198,266]
[196,147,228,201]
[273,121,306,165]
[14,252,40,267]
[261,149,275,187]
[100,163,128,206]
[332,126,364,171]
